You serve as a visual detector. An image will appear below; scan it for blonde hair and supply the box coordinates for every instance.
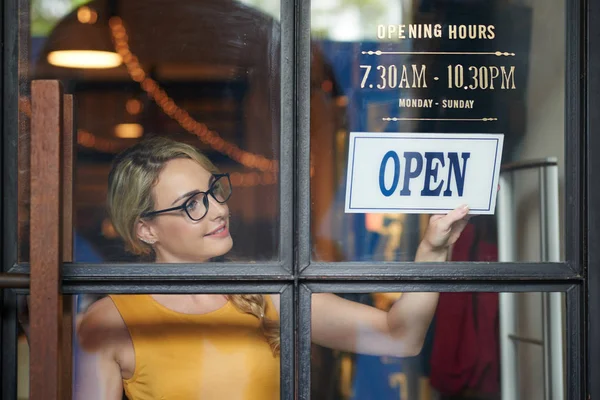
[107,136,280,355]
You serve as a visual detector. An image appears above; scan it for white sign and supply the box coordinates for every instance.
[344,132,504,215]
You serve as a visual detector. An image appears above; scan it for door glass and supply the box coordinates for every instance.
[309,0,566,263]
[18,0,282,262]
[309,291,565,400]
[17,292,282,399]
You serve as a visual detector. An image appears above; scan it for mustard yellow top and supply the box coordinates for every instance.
[109,294,280,400]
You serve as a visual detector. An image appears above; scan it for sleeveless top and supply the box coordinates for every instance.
[109,294,280,400]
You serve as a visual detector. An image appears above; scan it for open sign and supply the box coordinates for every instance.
[344,132,504,214]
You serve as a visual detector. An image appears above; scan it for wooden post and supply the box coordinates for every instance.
[29,80,64,400]
[61,94,75,399]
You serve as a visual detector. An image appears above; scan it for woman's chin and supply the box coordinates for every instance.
[208,237,233,259]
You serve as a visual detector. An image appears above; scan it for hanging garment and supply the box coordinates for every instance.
[429,222,500,396]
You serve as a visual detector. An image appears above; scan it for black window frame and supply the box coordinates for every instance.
[0,0,597,399]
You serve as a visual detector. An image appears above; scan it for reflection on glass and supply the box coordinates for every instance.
[310,0,566,262]
[17,293,281,400]
[311,292,565,400]
[19,0,281,262]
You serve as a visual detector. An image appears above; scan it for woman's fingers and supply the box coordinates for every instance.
[436,204,469,233]
[448,215,471,244]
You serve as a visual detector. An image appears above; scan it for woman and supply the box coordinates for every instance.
[77,136,471,400]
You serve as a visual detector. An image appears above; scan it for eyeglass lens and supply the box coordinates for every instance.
[184,175,232,220]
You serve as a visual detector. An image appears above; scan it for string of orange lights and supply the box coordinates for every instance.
[108,16,278,175]
[18,13,287,186]
[18,101,275,187]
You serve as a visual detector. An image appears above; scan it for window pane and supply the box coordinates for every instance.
[309,0,566,263]
[17,292,283,399]
[309,291,565,400]
[19,0,281,262]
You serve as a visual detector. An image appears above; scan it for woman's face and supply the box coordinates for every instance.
[138,158,233,263]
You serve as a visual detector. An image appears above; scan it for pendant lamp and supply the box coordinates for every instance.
[46,5,122,69]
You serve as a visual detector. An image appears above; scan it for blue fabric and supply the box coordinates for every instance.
[351,355,407,400]
[351,319,435,399]
[74,233,103,263]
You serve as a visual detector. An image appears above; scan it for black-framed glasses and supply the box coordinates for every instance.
[141,173,232,221]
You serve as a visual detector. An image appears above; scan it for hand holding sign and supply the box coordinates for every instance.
[415,183,500,261]
[417,204,471,261]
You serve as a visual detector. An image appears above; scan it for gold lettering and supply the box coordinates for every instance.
[441,99,475,109]
[412,65,427,88]
[479,25,487,38]
[447,24,496,39]
[378,24,440,40]
[502,66,516,89]
[423,24,432,38]
[399,98,433,108]
[489,66,499,89]
[399,67,410,87]
[449,25,457,39]
[409,24,418,38]
[398,25,406,39]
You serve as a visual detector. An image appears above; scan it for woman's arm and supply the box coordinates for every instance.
[95,350,126,400]
[310,205,470,357]
[76,298,128,400]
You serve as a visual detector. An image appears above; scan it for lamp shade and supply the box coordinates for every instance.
[43,6,122,69]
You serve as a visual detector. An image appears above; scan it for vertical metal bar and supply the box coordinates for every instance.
[564,0,582,271]
[539,165,565,400]
[497,173,517,264]
[588,0,600,396]
[297,0,311,272]
[1,290,18,400]
[2,0,18,273]
[298,284,311,400]
[541,294,552,400]
[280,285,294,400]
[547,165,566,400]
[280,0,294,271]
[3,0,20,396]
[497,172,519,400]
[61,94,74,400]
[539,168,551,400]
[29,80,63,400]
[566,285,582,400]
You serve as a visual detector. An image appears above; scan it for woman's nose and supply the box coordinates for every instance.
[207,195,228,218]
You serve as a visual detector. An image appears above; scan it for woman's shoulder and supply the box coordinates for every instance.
[76,296,128,353]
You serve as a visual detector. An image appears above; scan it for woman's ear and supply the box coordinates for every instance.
[136,219,158,245]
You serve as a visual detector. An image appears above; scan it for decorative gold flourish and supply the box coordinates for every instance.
[361,50,515,56]
[382,117,498,122]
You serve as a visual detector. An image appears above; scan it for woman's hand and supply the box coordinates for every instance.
[416,204,471,262]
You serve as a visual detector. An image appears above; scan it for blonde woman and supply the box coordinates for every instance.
[77,136,471,400]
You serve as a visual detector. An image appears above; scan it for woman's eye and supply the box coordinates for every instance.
[186,199,198,211]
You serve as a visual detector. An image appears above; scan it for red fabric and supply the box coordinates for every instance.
[429,223,500,395]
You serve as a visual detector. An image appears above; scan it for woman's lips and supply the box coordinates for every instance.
[205,224,229,238]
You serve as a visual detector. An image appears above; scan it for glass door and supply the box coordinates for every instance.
[1,0,597,399]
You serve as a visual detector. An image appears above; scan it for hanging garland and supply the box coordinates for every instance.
[108,16,278,175]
